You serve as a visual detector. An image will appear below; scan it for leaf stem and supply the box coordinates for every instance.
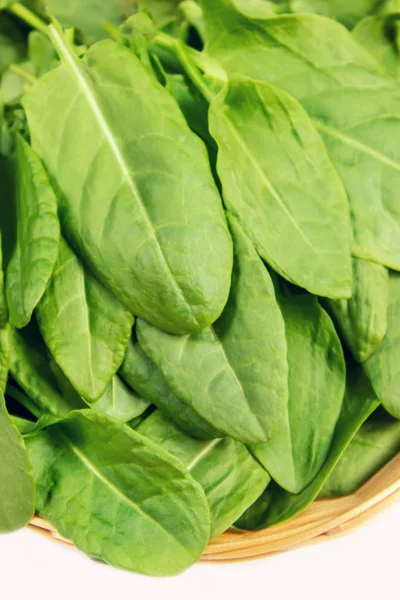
[153,32,225,104]
[8,2,48,35]
[10,64,37,85]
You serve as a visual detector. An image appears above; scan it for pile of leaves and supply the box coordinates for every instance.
[1,0,400,577]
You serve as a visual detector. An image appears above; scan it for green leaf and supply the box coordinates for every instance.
[90,376,150,422]
[0,14,25,74]
[137,410,270,537]
[0,324,9,393]
[37,237,134,402]
[324,258,389,362]
[44,0,133,42]
[23,29,232,335]
[236,363,380,530]
[281,0,381,28]
[6,134,60,329]
[251,287,346,494]
[28,30,58,77]
[25,409,210,576]
[0,232,8,326]
[137,214,288,445]
[9,323,81,417]
[0,391,35,532]
[319,416,400,498]
[353,12,400,79]
[51,354,149,423]
[209,76,352,299]
[139,0,181,28]
[120,332,221,439]
[200,0,400,271]
[364,272,400,418]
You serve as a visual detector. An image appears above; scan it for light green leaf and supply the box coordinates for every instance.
[251,286,345,493]
[236,363,380,530]
[209,77,352,299]
[200,0,400,271]
[37,237,134,402]
[320,416,400,498]
[0,391,35,532]
[6,134,60,329]
[23,29,232,335]
[28,30,58,77]
[353,13,400,79]
[137,410,270,537]
[364,272,400,418]
[25,409,210,576]
[137,215,288,445]
[324,258,389,362]
[120,332,221,439]
[9,324,80,417]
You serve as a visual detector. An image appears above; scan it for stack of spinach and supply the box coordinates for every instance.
[1,0,400,577]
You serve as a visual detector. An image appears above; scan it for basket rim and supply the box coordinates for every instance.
[28,453,400,563]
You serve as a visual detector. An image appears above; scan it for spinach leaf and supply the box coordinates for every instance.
[137,214,288,445]
[0,324,9,393]
[25,409,210,576]
[324,258,389,363]
[237,363,380,530]
[6,134,60,329]
[279,0,382,28]
[364,272,400,418]
[23,28,233,335]
[251,286,345,494]
[353,12,400,78]
[0,391,35,532]
[0,13,25,74]
[28,31,58,77]
[208,76,352,299]
[0,232,8,327]
[320,416,400,497]
[44,0,133,42]
[52,355,150,423]
[120,332,222,439]
[137,410,270,537]
[37,237,134,402]
[9,323,80,416]
[200,0,400,272]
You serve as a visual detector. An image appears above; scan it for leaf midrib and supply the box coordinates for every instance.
[60,428,194,557]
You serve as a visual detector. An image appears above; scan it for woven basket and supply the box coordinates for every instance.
[29,453,400,564]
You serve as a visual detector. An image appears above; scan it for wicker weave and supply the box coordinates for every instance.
[28,453,400,563]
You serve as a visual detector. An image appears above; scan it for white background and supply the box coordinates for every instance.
[1,502,398,600]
